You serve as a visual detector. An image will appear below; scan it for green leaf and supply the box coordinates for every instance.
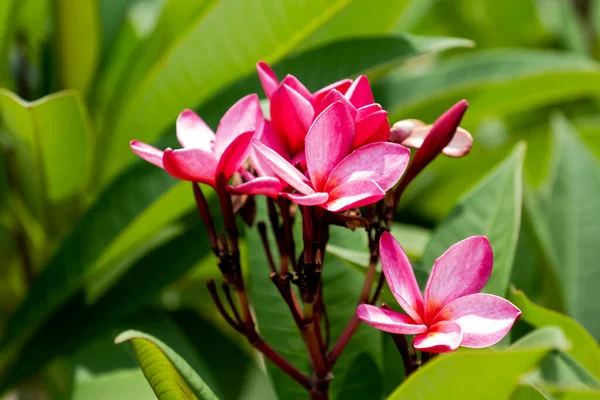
[0,162,181,366]
[419,143,525,295]
[509,288,600,378]
[528,351,600,393]
[247,202,383,400]
[98,0,352,183]
[386,332,560,399]
[98,0,138,50]
[54,0,101,94]
[531,116,600,339]
[0,90,91,207]
[115,330,219,400]
[375,49,600,128]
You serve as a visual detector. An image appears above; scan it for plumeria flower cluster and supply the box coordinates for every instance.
[128,61,520,397]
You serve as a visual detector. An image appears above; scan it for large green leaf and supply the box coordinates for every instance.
[386,328,562,399]
[509,288,600,379]
[98,0,352,183]
[247,202,383,400]
[374,49,600,127]
[0,162,181,367]
[419,143,525,295]
[54,0,100,94]
[530,116,600,339]
[0,90,91,208]
[115,330,219,400]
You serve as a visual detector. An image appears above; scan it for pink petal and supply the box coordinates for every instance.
[214,94,262,157]
[323,179,385,212]
[251,120,289,177]
[130,140,164,168]
[228,176,284,199]
[176,109,215,150]
[390,119,426,144]
[357,304,428,335]
[163,147,217,186]
[434,293,521,348]
[379,232,425,324]
[270,85,313,156]
[305,101,355,191]
[252,139,314,195]
[402,126,473,158]
[353,109,390,148]
[312,79,353,105]
[257,61,279,99]
[325,143,410,192]
[216,130,255,179]
[312,89,356,121]
[424,236,493,324]
[344,75,375,109]
[413,321,463,353]
[279,74,313,101]
[280,192,329,206]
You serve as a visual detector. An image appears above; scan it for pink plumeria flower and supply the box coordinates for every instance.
[357,232,521,353]
[390,118,473,158]
[130,94,262,188]
[251,101,410,212]
[257,62,390,157]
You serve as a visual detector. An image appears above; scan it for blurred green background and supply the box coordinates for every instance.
[0,0,599,399]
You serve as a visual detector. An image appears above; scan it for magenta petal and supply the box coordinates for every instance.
[379,232,425,324]
[305,101,355,191]
[424,236,493,323]
[402,126,473,158]
[434,293,521,348]
[354,109,390,148]
[312,79,353,105]
[312,89,356,121]
[216,130,255,179]
[344,75,375,109]
[252,139,315,195]
[270,85,311,156]
[214,94,262,157]
[357,304,427,335]
[163,147,217,186]
[413,321,463,353]
[281,191,329,206]
[176,109,215,150]
[257,61,279,98]
[130,140,164,168]
[228,176,284,199]
[326,143,409,192]
[279,74,313,101]
[324,179,385,212]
